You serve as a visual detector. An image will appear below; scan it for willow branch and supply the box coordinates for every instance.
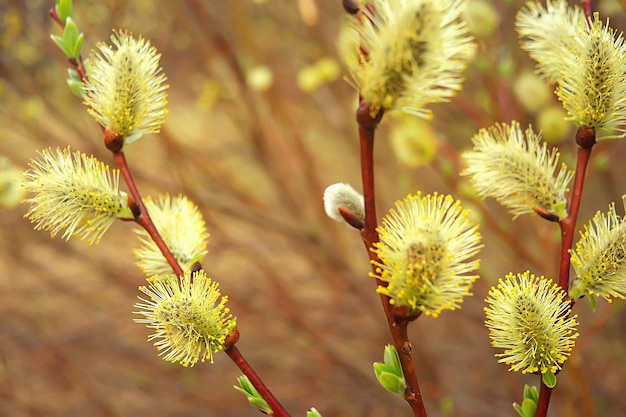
[356,102,427,417]
[558,128,595,293]
[226,345,291,417]
[535,381,554,417]
[112,150,185,277]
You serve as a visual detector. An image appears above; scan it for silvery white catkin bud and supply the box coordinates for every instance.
[323,183,365,224]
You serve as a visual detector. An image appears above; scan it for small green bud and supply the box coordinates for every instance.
[66,68,85,98]
[382,344,402,375]
[51,17,83,59]
[513,385,538,417]
[513,398,538,417]
[373,345,406,394]
[234,376,272,414]
[67,78,86,98]
[62,18,83,59]
[307,407,322,417]
[50,34,67,56]
[523,384,538,403]
[377,371,407,394]
[55,0,73,24]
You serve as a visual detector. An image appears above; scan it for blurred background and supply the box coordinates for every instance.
[2,0,626,416]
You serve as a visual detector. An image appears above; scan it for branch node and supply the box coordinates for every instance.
[104,128,124,153]
[224,327,240,348]
[575,126,596,149]
[356,101,383,130]
[342,0,360,15]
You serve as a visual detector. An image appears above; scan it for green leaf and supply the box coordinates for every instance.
[523,384,538,403]
[82,58,92,78]
[513,402,524,417]
[69,33,84,60]
[384,345,402,375]
[67,68,81,81]
[378,371,406,394]
[588,294,597,311]
[520,398,538,417]
[50,34,70,57]
[373,345,406,394]
[307,407,322,417]
[66,78,86,99]
[55,0,73,23]
[233,376,272,414]
[62,18,82,59]
[542,371,557,388]
[234,375,255,395]
[373,362,386,379]
[248,397,272,414]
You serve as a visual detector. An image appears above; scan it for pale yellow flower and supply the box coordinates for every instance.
[464,0,500,38]
[372,192,481,317]
[134,194,209,279]
[516,0,586,83]
[347,0,475,118]
[134,270,236,367]
[570,197,626,301]
[22,147,133,244]
[461,122,573,220]
[518,2,626,139]
[85,31,169,144]
[556,14,626,139]
[485,271,579,375]
[0,157,27,209]
[389,115,437,168]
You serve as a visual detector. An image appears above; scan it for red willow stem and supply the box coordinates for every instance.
[356,103,427,417]
[539,128,595,416]
[49,7,64,26]
[345,4,425,414]
[539,4,594,417]
[50,6,285,415]
[112,151,185,277]
[112,141,285,415]
[558,128,595,293]
[225,345,290,417]
[535,381,554,417]
[52,7,180,275]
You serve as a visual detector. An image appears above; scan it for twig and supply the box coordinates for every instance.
[538,127,595,417]
[558,128,595,293]
[225,345,291,417]
[356,102,427,417]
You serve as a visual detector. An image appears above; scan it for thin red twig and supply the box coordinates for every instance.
[50,5,291,415]
[112,151,185,277]
[225,345,290,417]
[535,381,553,417]
[357,102,427,417]
[541,129,594,416]
[558,133,595,293]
